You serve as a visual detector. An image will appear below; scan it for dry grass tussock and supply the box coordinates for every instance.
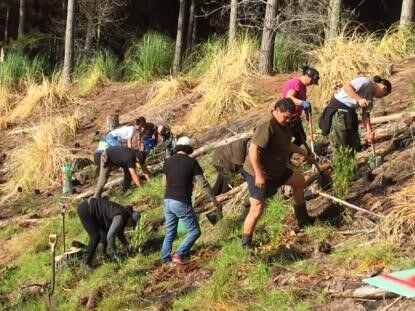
[381,177,415,242]
[7,114,80,191]
[147,75,193,106]
[308,25,415,108]
[6,78,77,124]
[185,35,258,128]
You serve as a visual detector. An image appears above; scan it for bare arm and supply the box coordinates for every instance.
[286,89,302,106]
[248,143,265,189]
[162,174,166,187]
[289,143,308,157]
[128,167,142,187]
[127,138,132,148]
[342,82,369,107]
[362,109,374,143]
[139,163,151,181]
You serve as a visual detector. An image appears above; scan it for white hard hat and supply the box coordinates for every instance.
[176,136,192,146]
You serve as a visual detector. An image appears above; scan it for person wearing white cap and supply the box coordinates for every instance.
[77,198,140,271]
[160,136,222,264]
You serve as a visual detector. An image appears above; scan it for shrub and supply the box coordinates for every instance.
[8,115,79,190]
[124,32,174,82]
[185,35,258,128]
[332,146,356,198]
[273,34,308,73]
[75,50,120,95]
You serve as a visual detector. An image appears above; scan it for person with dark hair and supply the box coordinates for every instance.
[157,124,175,157]
[93,146,151,198]
[281,66,320,147]
[319,76,392,151]
[104,118,145,148]
[161,136,222,264]
[241,98,315,250]
[138,121,158,153]
[77,198,140,271]
[211,137,250,195]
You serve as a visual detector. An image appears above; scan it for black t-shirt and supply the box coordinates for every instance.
[106,146,145,168]
[163,153,203,204]
[87,198,130,230]
[142,123,156,138]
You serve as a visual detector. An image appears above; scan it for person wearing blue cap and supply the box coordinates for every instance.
[77,198,140,271]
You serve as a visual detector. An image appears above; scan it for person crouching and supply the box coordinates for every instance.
[77,198,140,271]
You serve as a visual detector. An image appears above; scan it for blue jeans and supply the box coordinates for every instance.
[160,199,201,261]
[105,134,122,147]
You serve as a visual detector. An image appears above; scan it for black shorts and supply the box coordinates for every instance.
[242,169,293,201]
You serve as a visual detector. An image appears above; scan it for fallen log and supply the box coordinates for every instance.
[371,111,415,125]
[331,286,398,299]
[190,132,252,158]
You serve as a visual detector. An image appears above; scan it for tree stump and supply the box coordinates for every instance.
[106,114,119,132]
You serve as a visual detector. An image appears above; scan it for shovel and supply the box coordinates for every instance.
[205,204,223,225]
[45,234,57,310]
[367,116,383,168]
[300,133,332,190]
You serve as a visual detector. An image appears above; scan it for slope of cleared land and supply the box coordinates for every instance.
[0,58,414,310]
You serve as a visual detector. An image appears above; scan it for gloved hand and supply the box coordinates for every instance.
[301,100,311,110]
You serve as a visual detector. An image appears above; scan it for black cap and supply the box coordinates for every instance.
[303,67,320,85]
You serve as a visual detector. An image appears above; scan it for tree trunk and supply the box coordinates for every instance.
[18,0,27,39]
[173,0,187,74]
[229,0,238,44]
[61,0,76,85]
[258,0,278,75]
[186,0,196,50]
[5,6,10,43]
[400,0,414,26]
[106,114,119,132]
[84,17,94,52]
[326,0,341,43]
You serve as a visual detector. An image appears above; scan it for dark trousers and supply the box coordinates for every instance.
[290,119,306,147]
[93,151,132,198]
[212,166,231,196]
[77,201,106,264]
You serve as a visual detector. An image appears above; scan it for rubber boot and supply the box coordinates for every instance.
[293,203,315,229]
[241,234,253,251]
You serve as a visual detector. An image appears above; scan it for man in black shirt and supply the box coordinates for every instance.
[77,198,140,271]
[161,136,222,264]
[93,146,151,198]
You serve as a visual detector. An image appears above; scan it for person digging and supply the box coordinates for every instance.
[241,98,316,250]
[319,75,392,152]
[211,137,251,196]
[161,136,222,264]
[77,198,140,271]
[93,146,151,198]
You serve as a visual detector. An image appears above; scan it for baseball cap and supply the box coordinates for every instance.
[176,136,192,146]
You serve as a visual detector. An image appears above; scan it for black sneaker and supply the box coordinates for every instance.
[84,263,95,272]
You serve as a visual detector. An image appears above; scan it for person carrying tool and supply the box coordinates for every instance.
[319,76,392,152]
[161,136,222,264]
[104,118,146,148]
[93,146,151,198]
[211,137,250,196]
[241,98,316,250]
[281,66,320,148]
[157,124,175,158]
[77,198,140,271]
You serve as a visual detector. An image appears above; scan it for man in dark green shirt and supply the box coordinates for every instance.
[242,98,315,249]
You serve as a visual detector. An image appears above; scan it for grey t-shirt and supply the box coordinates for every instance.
[334,77,374,111]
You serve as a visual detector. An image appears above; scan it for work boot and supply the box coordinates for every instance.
[84,263,95,272]
[241,234,253,252]
[294,203,315,229]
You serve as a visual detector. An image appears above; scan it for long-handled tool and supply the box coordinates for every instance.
[367,116,383,168]
[59,204,66,253]
[300,133,332,190]
[45,234,57,309]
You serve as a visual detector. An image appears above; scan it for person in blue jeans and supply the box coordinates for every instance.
[160,136,222,264]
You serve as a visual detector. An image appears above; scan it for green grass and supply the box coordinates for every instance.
[254,290,310,311]
[303,224,335,244]
[273,34,308,73]
[332,146,356,198]
[74,50,120,95]
[184,35,225,77]
[0,52,44,89]
[124,32,174,82]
